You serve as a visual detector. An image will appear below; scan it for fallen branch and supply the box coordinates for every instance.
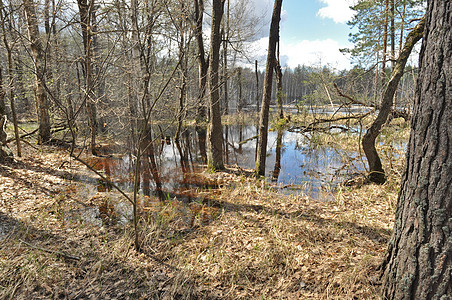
[19,239,81,260]
[71,154,134,205]
[5,125,67,144]
[6,128,38,144]
[289,112,372,133]
[238,134,258,145]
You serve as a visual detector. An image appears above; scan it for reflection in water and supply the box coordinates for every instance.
[223,126,365,197]
[272,129,283,182]
[140,126,164,199]
[88,124,368,200]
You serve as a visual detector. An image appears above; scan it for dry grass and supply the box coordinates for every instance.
[151,174,398,299]
[0,119,408,299]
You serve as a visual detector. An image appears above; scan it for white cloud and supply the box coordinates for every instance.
[316,0,355,24]
[250,38,352,70]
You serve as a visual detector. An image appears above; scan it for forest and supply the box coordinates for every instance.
[0,0,450,299]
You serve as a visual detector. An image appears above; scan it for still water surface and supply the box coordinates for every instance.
[83,125,366,200]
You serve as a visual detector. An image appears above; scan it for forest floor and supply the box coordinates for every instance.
[0,126,404,299]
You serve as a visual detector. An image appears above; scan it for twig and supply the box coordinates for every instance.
[333,83,374,108]
[139,249,179,271]
[6,128,38,144]
[19,239,81,260]
[289,112,372,133]
[5,125,67,144]
[238,135,258,145]
[71,154,134,205]
[17,138,39,150]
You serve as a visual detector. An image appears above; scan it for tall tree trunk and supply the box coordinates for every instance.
[237,67,242,112]
[23,0,51,144]
[43,0,55,98]
[275,40,284,119]
[222,19,229,115]
[175,1,187,142]
[0,67,5,117]
[255,0,283,176]
[394,1,406,112]
[398,3,406,57]
[362,17,424,184]
[374,39,380,106]
[390,0,395,70]
[382,2,451,298]
[15,63,30,113]
[194,0,208,163]
[206,0,225,171]
[3,41,21,157]
[255,60,259,114]
[381,0,389,88]
[130,0,141,114]
[78,0,97,154]
[223,0,230,115]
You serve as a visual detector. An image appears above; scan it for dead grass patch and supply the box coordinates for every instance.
[0,140,401,299]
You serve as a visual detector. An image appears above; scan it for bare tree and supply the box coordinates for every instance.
[255,0,283,176]
[173,1,190,142]
[362,17,424,184]
[275,39,284,119]
[0,67,4,117]
[23,0,51,144]
[193,0,208,162]
[221,0,230,116]
[77,0,98,154]
[0,0,21,156]
[206,0,226,170]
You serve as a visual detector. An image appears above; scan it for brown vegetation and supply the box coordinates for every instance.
[0,131,405,298]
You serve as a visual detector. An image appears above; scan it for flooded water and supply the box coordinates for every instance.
[80,124,367,201]
[71,123,376,226]
[223,126,364,197]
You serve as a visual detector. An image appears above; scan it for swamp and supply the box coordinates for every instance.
[1,0,446,299]
[0,107,409,299]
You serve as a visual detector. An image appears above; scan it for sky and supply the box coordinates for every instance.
[248,0,356,70]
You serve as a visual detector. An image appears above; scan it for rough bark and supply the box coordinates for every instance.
[255,60,259,113]
[175,1,188,142]
[255,0,283,176]
[206,0,225,171]
[193,0,208,163]
[0,115,11,161]
[130,0,142,113]
[128,0,140,150]
[0,67,5,117]
[237,67,242,112]
[221,0,230,116]
[362,17,424,184]
[222,23,229,115]
[78,0,97,154]
[275,41,284,119]
[23,0,51,144]
[381,0,389,87]
[382,1,452,299]
[390,0,395,70]
[0,1,21,156]
[0,115,6,146]
[15,63,30,113]
[4,41,21,157]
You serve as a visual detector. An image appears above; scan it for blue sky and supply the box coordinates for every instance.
[281,0,352,44]
[249,0,355,70]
